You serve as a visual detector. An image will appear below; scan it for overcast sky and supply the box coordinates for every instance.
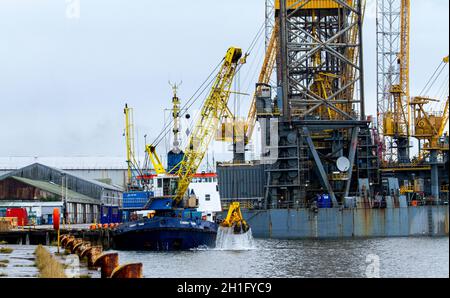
[0,0,448,162]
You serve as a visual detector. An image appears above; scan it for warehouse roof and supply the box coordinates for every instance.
[8,176,100,205]
[0,156,129,170]
[0,163,123,192]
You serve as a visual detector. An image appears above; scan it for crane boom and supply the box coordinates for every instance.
[438,57,449,137]
[145,145,167,175]
[399,0,411,125]
[173,47,245,204]
[388,0,410,139]
[439,97,449,137]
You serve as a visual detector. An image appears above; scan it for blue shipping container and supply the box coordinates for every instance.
[167,151,184,173]
[122,191,153,209]
[101,206,121,224]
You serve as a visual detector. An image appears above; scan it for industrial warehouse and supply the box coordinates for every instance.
[0,0,448,281]
[0,163,122,225]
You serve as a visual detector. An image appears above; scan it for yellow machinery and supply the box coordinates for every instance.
[145,144,167,175]
[410,55,449,200]
[220,202,250,234]
[410,56,449,153]
[275,0,353,10]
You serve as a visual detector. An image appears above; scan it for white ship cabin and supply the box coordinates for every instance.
[142,173,222,222]
[189,173,222,222]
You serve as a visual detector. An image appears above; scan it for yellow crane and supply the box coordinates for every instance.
[124,104,141,189]
[410,55,449,201]
[411,55,449,153]
[143,48,249,233]
[173,47,246,204]
[141,48,247,199]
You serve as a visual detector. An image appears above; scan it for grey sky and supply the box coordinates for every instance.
[0,0,448,161]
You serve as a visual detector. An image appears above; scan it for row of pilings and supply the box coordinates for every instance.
[60,234,143,278]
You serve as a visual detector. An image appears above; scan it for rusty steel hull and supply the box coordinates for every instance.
[239,206,449,239]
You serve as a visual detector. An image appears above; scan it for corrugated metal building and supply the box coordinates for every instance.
[0,157,129,188]
[217,161,265,201]
[0,163,123,224]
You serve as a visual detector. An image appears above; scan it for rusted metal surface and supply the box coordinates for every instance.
[86,246,103,268]
[74,241,91,256]
[240,205,449,239]
[67,238,83,252]
[65,237,76,250]
[93,253,119,278]
[110,263,143,278]
[60,235,73,247]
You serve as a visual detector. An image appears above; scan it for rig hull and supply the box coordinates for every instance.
[236,205,449,239]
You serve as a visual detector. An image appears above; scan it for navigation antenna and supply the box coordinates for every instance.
[169,81,183,154]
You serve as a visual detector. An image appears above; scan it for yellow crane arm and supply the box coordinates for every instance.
[173,47,245,204]
[245,23,279,145]
[439,97,449,137]
[438,56,449,137]
[145,145,167,175]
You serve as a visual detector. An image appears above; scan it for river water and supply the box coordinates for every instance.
[115,236,449,278]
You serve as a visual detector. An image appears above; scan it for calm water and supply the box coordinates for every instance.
[115,236,449,278]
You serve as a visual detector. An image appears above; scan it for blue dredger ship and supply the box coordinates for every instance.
[113,172,221,251]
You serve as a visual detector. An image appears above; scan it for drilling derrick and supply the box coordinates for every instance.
[259,0,378,209]
[377,0,411,164]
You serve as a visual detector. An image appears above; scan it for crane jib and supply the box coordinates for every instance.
[173,47,245,205]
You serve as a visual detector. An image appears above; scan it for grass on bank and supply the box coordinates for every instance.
[0,247,13,254]
[0,260,9,264]
[34,245,67,278]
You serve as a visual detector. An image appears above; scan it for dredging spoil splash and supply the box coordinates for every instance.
[214,227,256,250]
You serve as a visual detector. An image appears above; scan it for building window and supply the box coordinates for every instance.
[205,194,211,201]
[157,179,162,188]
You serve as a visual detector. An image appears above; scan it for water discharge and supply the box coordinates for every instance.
[215,227,256,250]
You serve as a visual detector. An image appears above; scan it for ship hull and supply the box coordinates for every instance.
[112,217,218,251]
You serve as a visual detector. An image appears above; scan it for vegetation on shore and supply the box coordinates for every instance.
[34,245,67,278]
[0,247,13,254]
